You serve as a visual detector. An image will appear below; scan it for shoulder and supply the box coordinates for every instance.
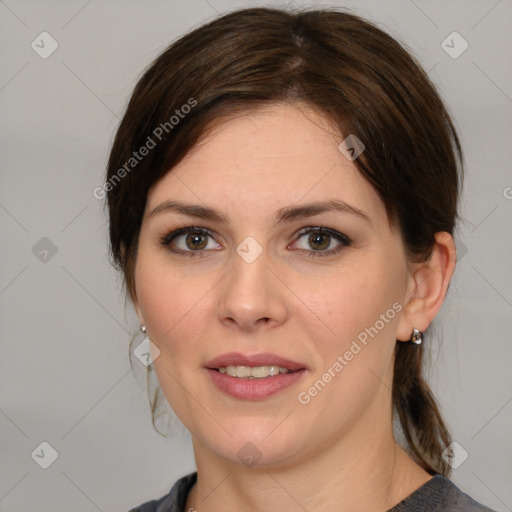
[389,474,497,512]
[127,472,197,512]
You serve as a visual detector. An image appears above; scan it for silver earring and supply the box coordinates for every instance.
[140,325,153,370]
[410,327,423,345]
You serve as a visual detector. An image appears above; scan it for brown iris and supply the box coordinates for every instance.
[186,232,208,250]
[308,232,330,251]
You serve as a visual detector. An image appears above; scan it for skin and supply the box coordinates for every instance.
[131,103,456,512]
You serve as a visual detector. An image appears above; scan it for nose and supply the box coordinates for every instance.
[217,245,288,332]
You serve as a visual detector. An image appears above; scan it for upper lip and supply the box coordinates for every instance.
[205,352,306,371]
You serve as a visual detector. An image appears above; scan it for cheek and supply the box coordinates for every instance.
[297,260,400,345]
[133,248,208,357]
[294,258,404,407]
[293,272,400,416]
[134,258,214,424]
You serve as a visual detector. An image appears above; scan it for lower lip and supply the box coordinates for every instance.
[205,368,306,400]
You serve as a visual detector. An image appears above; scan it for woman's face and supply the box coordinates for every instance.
[133,104,415,468]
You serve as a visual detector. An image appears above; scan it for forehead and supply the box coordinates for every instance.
[146,103,385,222]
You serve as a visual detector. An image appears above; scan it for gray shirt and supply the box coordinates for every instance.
[128,472,496,512]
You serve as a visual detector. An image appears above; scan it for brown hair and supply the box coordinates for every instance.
[105,7,463,476]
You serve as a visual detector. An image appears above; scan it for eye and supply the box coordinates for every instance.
[292,227,351,258]
[160,225,351,259]
[160,226,221,257]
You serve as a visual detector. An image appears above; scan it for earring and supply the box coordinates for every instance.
[410,327,423,345]
[140,325,153,370]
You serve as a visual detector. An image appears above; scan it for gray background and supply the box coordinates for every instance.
[0,0,511,511]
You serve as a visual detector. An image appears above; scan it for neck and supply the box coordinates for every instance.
[185,420,431,512]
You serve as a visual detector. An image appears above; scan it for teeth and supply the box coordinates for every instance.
[218,365,291,378]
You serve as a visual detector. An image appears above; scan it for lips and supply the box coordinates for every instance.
[205,352,306,372]
[204,352,307,400]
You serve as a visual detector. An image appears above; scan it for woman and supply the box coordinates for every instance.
[104,7,496,512]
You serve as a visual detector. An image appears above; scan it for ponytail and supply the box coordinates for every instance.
[393,341,452,476]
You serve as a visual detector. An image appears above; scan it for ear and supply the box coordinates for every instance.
[396,231,457,342]
[120,242,145,326]
[132,296,144,325]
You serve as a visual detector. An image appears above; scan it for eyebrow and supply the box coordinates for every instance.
[147,199,371,227]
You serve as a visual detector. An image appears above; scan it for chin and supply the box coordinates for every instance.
[196,417,309,469]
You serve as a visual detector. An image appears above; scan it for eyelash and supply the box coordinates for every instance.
[159,225,352,259]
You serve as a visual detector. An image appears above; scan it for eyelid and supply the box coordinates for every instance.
[295,226,351,245]
[159,226,222,258]
[160,226,216,246]
[291,226,351,257]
